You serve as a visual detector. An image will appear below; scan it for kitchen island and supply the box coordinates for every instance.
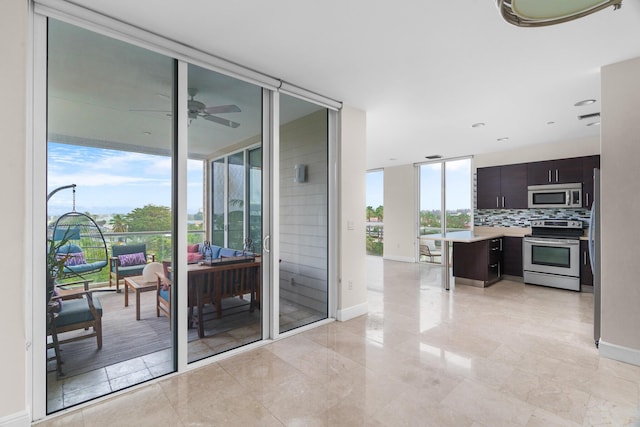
[421,230,506,290]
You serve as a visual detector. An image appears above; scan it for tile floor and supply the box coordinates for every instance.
[37,257,640,426]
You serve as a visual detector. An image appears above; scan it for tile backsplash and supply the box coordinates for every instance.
[474,208,591,228]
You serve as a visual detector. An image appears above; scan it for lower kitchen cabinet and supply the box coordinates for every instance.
[580,240,593,286]
[453,237,503,287]
[503,236,523,277]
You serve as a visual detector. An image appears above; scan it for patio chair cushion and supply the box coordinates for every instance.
[219,248,237,258]
[114,264,146,277]
[63,260,108,275]
[55,296,102,328]
[208,245,222,259]
[187,244,200,253]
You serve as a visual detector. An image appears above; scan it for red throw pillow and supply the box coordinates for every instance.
[187,253,203,263]
[187,244,200,253]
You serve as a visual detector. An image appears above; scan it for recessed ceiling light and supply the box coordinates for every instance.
[143,131,152,135]
[497,137,509,142]
[575,99,596,107]
[425,155,442,159]
[547,121,555,125]
[389,158,397,161]
[586,121,601,127]
[471,122,485,128]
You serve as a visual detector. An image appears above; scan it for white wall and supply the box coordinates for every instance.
[383,164,417,262]
[474,137,600,170]
[0,0,29,424]
[338,106,368,320]
[599,56,640,365]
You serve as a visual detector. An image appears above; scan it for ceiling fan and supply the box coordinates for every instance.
[130,87,241,128]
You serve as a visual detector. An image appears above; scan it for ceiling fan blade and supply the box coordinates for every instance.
[202,114,240,128]
[128,108,172,113]
[203,104,241,114]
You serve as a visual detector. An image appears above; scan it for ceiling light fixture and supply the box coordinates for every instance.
[575,99,597,106]
[425,155,442,159]
[496,0,623,27]
[471,122,486,128]
[497,137,510,142]
[547,121,555,125]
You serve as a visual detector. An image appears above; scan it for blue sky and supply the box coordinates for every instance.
[48,143,203,215]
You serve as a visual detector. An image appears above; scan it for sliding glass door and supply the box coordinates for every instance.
[187,64,263,362]
[37,8,337,418]
[46,18,176,412]
[278,94,329,333]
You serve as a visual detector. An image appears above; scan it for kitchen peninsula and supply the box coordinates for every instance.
[422,227,530,290]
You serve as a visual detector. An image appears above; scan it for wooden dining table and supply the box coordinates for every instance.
[186,257,261,338]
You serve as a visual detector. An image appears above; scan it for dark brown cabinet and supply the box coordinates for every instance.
[527,157,584,185]
[502,236,523,277]
[453,238,503,286]
[582,155,600,209]
[477,164,527,209]
[580,240,593,286]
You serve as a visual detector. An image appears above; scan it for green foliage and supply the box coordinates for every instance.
[366,205,384,221]
[366,235,383,256]
[126,204,171,232]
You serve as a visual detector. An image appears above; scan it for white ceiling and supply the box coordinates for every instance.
[66,0,640,168]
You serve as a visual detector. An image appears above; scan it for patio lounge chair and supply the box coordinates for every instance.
[109,244,154,292]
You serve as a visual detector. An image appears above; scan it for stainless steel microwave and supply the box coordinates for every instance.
[528,183,582,208]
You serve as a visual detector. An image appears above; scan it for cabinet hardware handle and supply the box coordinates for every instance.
[584,251,587,265]
[496,196,499,208]
[548,170,552,182]
[556,169,559,182]
[586,193,589,206]
[502,196,505,208]
[491,247,499,251]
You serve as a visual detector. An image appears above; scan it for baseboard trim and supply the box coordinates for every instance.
[599,340,640,367]
[0,410,30,427]
[383,255,415,263]
[336,302,368,321]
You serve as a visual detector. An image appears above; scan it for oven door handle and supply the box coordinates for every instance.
[525,238,579,246]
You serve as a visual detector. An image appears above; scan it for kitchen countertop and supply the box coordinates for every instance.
[421,230,504,243]
[420,226,531,243]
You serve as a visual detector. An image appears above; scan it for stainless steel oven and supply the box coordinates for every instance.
[523,219,583,291]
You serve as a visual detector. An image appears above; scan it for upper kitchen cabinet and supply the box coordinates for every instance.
[582,155,600,209]
[477,163,527,209]
[527,157,583,185]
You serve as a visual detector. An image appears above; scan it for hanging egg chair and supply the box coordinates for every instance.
[49,185,109,279]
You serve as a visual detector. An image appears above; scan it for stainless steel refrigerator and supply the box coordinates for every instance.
[589,168,601,348]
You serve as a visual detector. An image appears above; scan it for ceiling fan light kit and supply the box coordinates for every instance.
[497,0,623,27]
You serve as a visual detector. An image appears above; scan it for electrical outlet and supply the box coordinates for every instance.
[348,280,353,290]
[290,277,295,286]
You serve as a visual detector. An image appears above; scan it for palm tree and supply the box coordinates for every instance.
[366,205,374,221]
[375,205,383,222]
[110,214,128,233]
